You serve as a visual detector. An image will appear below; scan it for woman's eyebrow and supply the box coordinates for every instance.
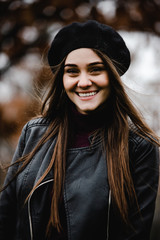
[64,62,104,68]
[88,62,104,66]
[64,64,77,68]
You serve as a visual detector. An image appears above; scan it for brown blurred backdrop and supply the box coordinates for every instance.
[0,0,160,239]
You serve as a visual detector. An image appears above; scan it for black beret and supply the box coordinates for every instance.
[48,20,130,76]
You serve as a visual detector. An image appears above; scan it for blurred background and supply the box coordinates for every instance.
[0,0,160,238]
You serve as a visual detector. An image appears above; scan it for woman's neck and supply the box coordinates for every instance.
[69,105,108,148]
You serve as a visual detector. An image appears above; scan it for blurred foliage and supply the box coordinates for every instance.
[1,0,160,75]
[0,0,160,171]
[0,1,160,238]
[0,0,160,164]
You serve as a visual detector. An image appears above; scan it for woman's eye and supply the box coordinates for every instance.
[66,68,79,74]
[90,67,104,73]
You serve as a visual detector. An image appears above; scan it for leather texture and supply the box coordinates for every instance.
[0,118,159,240]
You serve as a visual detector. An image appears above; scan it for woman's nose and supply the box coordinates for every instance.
[77,73,92,88]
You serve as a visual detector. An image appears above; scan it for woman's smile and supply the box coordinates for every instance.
[76,90,99,99]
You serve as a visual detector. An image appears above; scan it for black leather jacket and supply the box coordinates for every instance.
[0,118,159,240]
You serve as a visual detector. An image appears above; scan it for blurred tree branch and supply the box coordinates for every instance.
[1,0,160,76]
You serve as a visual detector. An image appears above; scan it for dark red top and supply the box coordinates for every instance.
[69,106,106,148]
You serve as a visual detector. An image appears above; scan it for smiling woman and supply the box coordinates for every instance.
[0,20,159,240]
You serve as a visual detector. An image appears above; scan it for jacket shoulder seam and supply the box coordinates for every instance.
[129,132,145,152]
[25,118,49,130]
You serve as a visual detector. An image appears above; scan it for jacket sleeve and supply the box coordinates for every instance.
[0,123,27,240]
[109,137,159,240]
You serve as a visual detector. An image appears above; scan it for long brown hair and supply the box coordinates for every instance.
[2,49,159,235]
[94,49,159,222]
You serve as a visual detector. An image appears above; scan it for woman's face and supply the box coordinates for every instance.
[63,48,110,115]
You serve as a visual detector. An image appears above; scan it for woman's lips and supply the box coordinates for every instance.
[76,91,98,97]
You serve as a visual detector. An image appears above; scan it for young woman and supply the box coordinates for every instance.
[0,20,159,240]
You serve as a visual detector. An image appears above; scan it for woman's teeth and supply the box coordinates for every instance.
[78,91,97,97]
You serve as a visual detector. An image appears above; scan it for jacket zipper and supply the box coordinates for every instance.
[28,179,54,240]
[106,190,111,240]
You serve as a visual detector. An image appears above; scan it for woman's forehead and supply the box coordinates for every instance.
[64,48,102,65]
